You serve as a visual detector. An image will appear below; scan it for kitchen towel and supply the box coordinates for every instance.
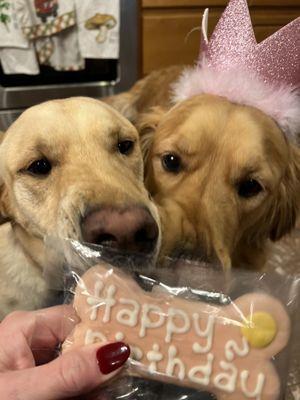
[35,26,84,71]
[75,0,120,59]
[0,0,29,48]
[15,0,76,40]
[0,43,39,74]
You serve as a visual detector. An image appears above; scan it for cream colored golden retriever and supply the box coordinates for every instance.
[106,67,300,270]
[0,97,160,319]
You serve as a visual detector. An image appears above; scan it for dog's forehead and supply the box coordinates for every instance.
[157,96,287,159]
[4,97,137,146]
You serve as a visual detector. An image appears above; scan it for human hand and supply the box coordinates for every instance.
[0,305,130,400]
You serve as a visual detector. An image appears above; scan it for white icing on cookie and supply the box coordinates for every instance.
[84,329,107,345]
[139,304,165,338]
[86,280,104,321]
[147,343,163,373]
[213,361,238,393]
[103,284,117,323]
[131,346,143,361]
[188,353,214,386]
[86,281,116,322]
[240,370,265,400]
[115,331,125,341]
[192,313,214,353]
[166,345,185,381]
[225,337,249,362]
[165,308,190,343]
[116,298,140,327]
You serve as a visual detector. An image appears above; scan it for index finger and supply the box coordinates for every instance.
[33,304,80,344]
[1,304,79,350]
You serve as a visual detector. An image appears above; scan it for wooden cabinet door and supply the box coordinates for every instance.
[143,8,222,74]
[143,0,227,6]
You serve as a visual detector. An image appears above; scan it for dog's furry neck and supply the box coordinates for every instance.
[12,223,48,272]
[233,239,268,271]
[0,222,61,318]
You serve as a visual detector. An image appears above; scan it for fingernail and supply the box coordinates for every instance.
[96,342,130,375]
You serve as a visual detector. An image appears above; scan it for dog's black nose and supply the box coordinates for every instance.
[81,207,159,254]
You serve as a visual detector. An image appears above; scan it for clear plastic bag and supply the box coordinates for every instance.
[56,238,299,400]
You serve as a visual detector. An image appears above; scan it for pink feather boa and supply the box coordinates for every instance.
[172,62,300,142]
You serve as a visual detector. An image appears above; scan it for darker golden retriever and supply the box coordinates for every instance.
[106,67,300,270]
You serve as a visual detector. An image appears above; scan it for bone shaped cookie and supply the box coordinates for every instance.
[63,263,291,400]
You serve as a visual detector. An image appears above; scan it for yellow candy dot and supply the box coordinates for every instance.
[241,311,277,348]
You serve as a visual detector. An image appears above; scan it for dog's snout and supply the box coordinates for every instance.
[81,207,159,253]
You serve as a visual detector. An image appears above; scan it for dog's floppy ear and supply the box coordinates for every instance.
[103,92,138,123]
[269,144,300,241]
[0,189,10,225]
[137,106,166,167]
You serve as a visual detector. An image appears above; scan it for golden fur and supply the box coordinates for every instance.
[0,97,160,318]
[106,67,300,269]
[104,66,183,124]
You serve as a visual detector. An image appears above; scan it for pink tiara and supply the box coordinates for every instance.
[172,0,300,141]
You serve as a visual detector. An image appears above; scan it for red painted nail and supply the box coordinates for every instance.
[96,342,130,375]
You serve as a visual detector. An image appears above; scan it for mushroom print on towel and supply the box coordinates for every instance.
[74,0,119,59]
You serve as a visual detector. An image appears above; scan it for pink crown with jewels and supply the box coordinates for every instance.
[172,0,300,140]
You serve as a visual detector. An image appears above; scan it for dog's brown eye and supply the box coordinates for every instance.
[118,140,134,155]
[162,153,182,173]
[27,158,52,176]
[238,179,263,198]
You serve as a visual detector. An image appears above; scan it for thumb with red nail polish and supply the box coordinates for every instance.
[1,341,130,400]
[97,342,130,375]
